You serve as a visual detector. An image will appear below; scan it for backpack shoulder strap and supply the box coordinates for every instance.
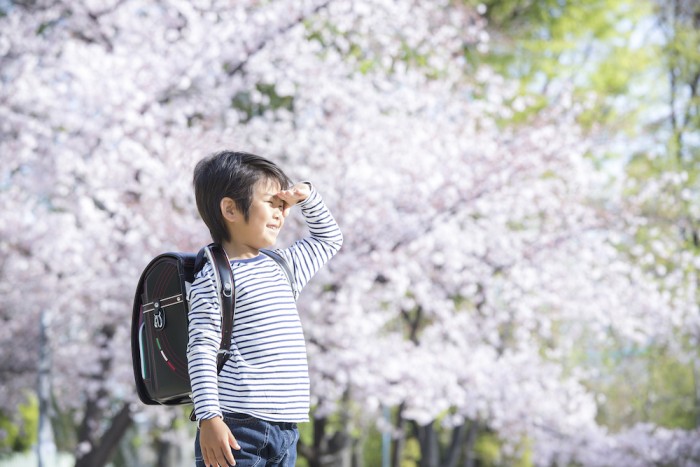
[201,244,235,374]
[189,244,234,422]
[260,249,298,300]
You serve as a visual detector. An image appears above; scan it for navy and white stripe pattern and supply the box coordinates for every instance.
[187,188,343,423]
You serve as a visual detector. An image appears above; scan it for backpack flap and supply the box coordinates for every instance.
[131,252,196,405]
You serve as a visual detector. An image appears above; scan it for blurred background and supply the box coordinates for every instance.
[1,0,699,466]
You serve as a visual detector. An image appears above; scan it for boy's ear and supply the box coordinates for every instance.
[220,197,239,223]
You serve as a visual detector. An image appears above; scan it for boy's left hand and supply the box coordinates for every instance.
[277,183,311,217]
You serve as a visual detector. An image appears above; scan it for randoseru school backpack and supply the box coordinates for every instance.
[131,244,296,408]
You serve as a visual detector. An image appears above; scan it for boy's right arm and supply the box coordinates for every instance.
[187,265,240,465]
[187,265,224,421]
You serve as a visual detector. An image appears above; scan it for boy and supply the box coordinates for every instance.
[187,151,343,467]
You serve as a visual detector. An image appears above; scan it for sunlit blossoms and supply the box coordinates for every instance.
[1,0,698,465]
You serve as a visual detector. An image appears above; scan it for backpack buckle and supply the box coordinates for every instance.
[153,301,165,330]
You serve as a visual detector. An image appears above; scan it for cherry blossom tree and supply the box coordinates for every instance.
[1,0,698,466]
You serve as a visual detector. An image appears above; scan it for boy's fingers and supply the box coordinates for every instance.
[211,446,234,467]
[221,446,236,466]
[279,190,301,201]
[203,448,215,466]
[229,432,241,450]
[204,444,235,466]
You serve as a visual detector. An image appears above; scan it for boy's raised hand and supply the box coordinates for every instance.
[199,417,240,466]
[277,183,310,218]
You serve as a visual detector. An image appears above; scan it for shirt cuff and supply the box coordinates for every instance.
[197,412,223,428]
[297,182,317,207]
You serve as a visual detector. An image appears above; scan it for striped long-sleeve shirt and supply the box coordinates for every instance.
[186,187,343,423]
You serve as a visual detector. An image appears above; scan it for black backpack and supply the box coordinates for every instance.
[131,244,296,408]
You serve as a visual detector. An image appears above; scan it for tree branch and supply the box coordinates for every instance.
[225,0,334,77]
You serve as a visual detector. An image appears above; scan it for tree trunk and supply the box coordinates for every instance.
[390,403,407,467]
[156,436,175,467]
[299,414,352,467]
[73,324,134,467]
[74,403,132,467]
[444,423,467,467]
[299,416,325,467]
[415,421,439,467]
[37,309,56,467]
[414,421,467,467]
[351,433,364,467]
[693,356,700,428]
[462,420,479,467]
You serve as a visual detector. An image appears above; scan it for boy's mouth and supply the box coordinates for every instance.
[266,224,280,231]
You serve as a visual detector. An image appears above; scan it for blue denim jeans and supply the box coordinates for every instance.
[195,412,299,467]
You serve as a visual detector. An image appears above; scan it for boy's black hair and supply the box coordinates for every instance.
[193,150,292,244]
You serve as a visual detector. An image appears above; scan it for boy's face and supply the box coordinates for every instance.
[229,177,286,251]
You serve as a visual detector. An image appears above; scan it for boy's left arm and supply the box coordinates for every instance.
[276,182,343,293]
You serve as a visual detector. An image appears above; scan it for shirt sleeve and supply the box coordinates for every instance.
[277,184,343,294]
[186,263,223,421]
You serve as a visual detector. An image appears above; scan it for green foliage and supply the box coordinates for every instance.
[362,424,384,466]
[517,437,534,467]
[508,94,548,125]
[231,83,295,123]
[472,430,534,467]
[474,431,501,466]
[17,399,38,451]
[658,3,700,161]
[464,0,658,134]
[400,437,420,467]
[472,0,645,77]
[297,418,313,454]
[303,15,462,80]
[647,353,697,429]
[50,402,77,453]
[590,344,697,430]
[664,16,700,83]
[303,18,379,75]
[0,393,39,455]
[591,46,654,95]
[577,46,657,130]
[469,0,700,442]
